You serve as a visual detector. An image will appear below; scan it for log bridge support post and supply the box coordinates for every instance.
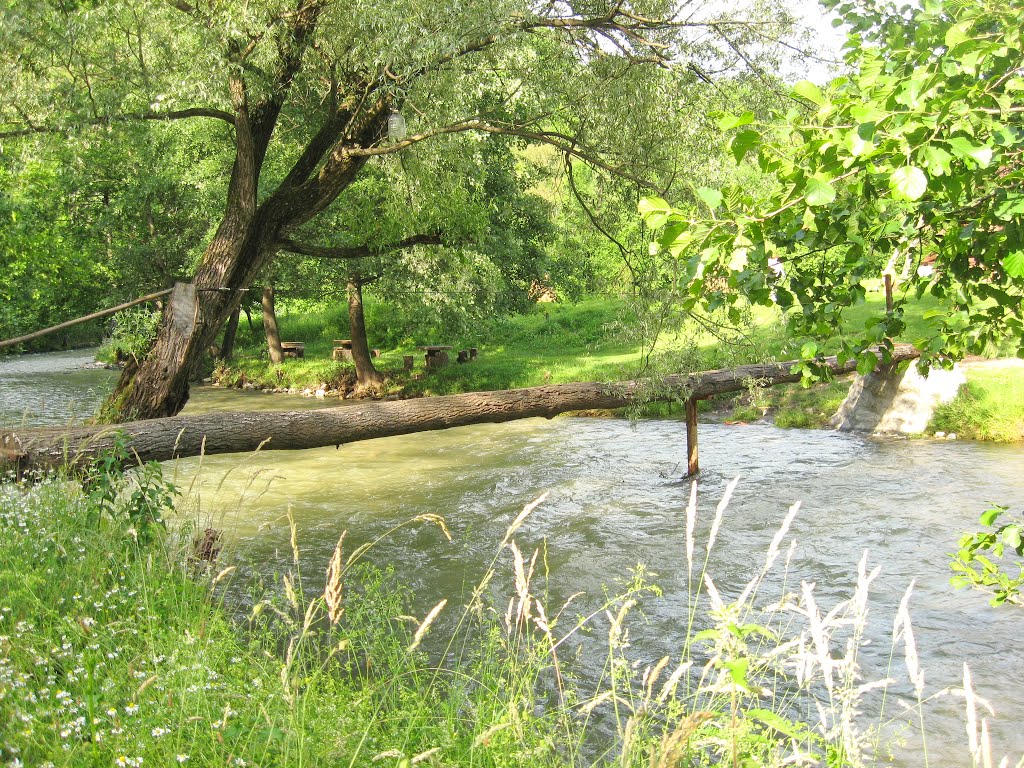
[685,397,699,477]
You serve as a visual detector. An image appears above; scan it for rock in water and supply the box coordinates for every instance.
[830,364,966,434]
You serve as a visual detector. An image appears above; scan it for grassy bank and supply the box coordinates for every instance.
[198,292,1023,440]
[2,456,990,766]
[930,364,1024,442]
[0,466,591,767]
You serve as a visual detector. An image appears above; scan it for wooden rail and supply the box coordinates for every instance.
[0,289,173,350]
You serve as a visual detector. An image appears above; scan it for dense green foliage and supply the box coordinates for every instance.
[642,0,1024,380]
[0,123,226,349]
[1,0,797,379]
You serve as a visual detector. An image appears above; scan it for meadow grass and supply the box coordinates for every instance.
[930,365,1024,442]
[1,456,1007,767]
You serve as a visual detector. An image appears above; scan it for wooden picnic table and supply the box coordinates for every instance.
[280,341,305,358]
[332,339,353,361]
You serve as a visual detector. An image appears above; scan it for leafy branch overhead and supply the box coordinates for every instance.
[641,0,1024,377]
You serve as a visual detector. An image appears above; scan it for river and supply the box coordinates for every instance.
[2,349,1022,765]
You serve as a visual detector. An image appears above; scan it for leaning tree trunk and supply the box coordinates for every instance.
[103,86,387,422]
[104,156,281,421]
[347,275,383,389]
[262,286,285,364]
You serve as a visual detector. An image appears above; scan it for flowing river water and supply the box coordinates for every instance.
[2,349,1023,765]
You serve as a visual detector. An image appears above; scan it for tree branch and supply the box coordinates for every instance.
[277,233,444,259]
[0,108,235,138]
[340,119,663,191]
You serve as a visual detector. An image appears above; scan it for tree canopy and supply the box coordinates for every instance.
[3,0,797,417]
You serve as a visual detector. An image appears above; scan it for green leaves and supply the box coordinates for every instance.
[793,80,825,106]
[889,166,928,201]
[980,505,1006,527]
[641,0,1024,382]
[696,187,723,211]
[1003,251,1024,279]
[638,196,673,229]
[856,352,878,376]
[944,20,973,49]
[804,175,836,207]
[919,144,953,176]
[729,129,761,163]
[946,137,994,167]
[717,111,755,131]
[952,504,1024,608]
[994,193,1024,221]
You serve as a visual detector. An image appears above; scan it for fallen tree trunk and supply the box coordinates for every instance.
[2,345,920,472]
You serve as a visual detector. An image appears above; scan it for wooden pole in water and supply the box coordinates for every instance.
[685,397,699,477]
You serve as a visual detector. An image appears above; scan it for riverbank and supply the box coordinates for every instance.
[198,296,1024,441]
[0,470,586,766]
[4,453,1005,766]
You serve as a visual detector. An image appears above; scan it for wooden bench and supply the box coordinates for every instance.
[281,341,305,359]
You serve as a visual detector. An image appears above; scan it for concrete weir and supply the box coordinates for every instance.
[830,362,966,435]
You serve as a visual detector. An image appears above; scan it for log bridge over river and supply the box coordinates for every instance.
[1,345,920,476]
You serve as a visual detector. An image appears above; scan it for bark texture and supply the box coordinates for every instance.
[262,286,284,364]
[218,306,241,361]
[2,345,920,472]
[347,276,383,389]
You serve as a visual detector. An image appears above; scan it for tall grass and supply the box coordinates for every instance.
[1,462,1015,767]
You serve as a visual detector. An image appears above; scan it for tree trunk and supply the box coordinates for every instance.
[103,135,381,420]
[219,306,241,361]
[262,286,285,364]
[347,275,383,389]
[104,196,282,420]
[3,345,920,472]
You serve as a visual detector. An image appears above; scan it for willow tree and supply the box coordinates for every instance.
[2,0,792,420]
[274,126,556,390]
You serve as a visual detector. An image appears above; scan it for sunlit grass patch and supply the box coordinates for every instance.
[930,365,1024,442]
